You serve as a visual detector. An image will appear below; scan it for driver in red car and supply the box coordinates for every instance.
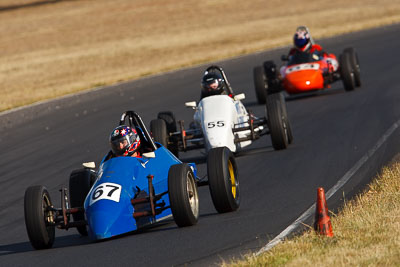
[288,26,326,57]
[287,26,338,73]
[109,125,141,157]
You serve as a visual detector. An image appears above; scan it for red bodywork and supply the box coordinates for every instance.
[280,53,338,94]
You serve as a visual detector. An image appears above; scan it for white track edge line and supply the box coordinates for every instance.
[256,119,400,255]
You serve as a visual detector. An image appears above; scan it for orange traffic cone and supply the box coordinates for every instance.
[314,187,334,237]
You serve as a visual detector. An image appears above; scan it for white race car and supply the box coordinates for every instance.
[150,65,293,157]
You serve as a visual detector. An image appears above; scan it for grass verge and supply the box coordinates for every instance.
[225,159,400,266]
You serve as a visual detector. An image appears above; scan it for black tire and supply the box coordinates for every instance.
[339,53,356,91]
[264,60,281,94]
[266,92,289,150]
[253,66,267,104]
[157,111,177,133]
[24,185,55,250]
[69,169,94,236]
[152,117,179,157]
[278,93,293,144]
[207,147,240,213]
[344,47,361,87]
[168,164,199,227]
[150,119,168,147]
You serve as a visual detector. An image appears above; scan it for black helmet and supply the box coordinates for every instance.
[201,72,225,97]
[109,125,141,156]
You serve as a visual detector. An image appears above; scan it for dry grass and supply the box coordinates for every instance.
[1,0,400,111]
[226,161,400,266]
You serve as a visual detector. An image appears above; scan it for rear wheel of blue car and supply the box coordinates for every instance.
[150,119,168,147]
[69,168,95,236]
[207,147,240,213]
[24,185,55,250]
[168,164,199,227]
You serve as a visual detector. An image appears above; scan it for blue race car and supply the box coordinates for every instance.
[24,111,240,249]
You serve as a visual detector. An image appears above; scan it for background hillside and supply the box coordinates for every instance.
[1,0,400,111]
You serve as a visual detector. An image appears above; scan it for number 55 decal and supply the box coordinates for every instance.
[89,182,122,206]
[207,121,225,128]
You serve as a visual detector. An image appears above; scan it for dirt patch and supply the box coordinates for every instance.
[1,0,400,111]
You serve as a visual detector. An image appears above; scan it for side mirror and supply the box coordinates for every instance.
[234,93,245,101]
[82,162,96,169]
[185,101,197,108]
[281,54,289,61]
[142,152,156,158]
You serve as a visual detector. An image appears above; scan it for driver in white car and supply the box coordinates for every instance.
[200,72,228,99]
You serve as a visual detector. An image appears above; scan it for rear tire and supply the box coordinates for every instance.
[344,47,361,87]
[24,185,55,250]
[339,52,356,91]
[266,92,289,150]
[168,164,199,227]
[151,117,179,157]
[69,168,95,236]
[253,66,267,104]
[207,147,240,213]
[157,111,177,133]
[150,119,168,147]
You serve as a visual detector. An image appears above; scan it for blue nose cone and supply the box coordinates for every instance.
[85,192,138,240]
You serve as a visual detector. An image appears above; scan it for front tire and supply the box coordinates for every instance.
[266,92,289,150]
[207,147,240,213]
[278,93,293,144]
[344,47,361,87]
[168,164,199,227]
[24,185,55,250]
[253,66,267,104]
[339,52,356,91]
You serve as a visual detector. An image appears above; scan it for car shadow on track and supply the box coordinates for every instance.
[180,155,207,165]
[285,87,346,102]
[179,145,276,163]
[0,235,92,255]
[234,145,275,158]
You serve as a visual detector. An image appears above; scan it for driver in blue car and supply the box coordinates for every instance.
[109,125,141,157]
[288,26,326,58]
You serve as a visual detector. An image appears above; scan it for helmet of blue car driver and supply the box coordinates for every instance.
[201,72,225,97]
[294,26,312,52]
[109,125,141,156]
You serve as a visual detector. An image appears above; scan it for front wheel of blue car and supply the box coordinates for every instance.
[168,164,199,227]
[24,185,55,250]
[207,147,240,213]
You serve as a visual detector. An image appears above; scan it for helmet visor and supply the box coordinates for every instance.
[110,135,132,156]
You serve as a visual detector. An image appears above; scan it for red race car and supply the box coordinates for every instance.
[253,47,361,104]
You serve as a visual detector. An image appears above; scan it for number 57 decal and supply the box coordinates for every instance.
[207,120,225,128]
[89,183,122,206]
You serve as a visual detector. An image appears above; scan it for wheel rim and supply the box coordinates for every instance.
[42,194,54,231]
[228,160,237,198]
[186,172,199,217]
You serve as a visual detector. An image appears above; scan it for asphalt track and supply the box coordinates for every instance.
[1,23,400,266]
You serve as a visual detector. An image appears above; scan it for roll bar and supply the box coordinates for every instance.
[119,111,158,151]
